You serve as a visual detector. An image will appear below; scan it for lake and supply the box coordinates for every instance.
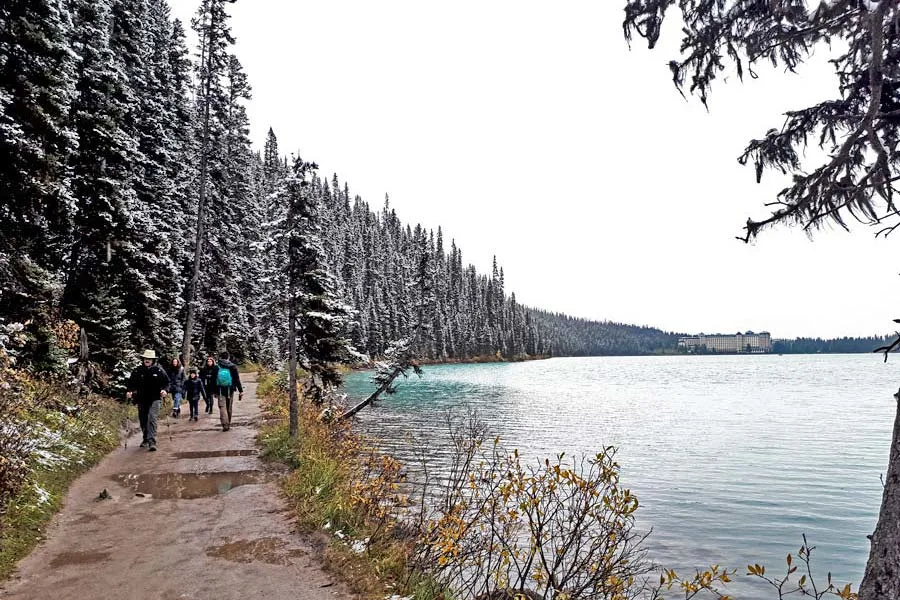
[341,354,897,598]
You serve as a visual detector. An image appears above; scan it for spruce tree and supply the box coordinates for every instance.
[64,0,141,369]
[0,0,76,336]
[182,0,236,366]
[125,0,193,352]
[284,157,360,421]
[210,53,253,357]
[256,127,287,367]
[411,228,436,357]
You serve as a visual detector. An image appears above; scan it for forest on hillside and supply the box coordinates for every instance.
[0,0,683,383]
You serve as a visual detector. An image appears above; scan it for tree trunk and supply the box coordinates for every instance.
[859,389,900,600]
[860,11,898,596]
[339,367,401,421]
[288,296,298,437]
[181,148,207,367]
[859,9,899,595]
[181,9,216,368]
[287,184,299,438]
[76,327,90,389]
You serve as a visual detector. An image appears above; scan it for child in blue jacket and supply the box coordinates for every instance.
[184,367,207,422]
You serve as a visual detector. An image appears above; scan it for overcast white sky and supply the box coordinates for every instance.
[168,0,900,339]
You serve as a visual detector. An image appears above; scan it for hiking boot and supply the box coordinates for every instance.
[148,443,157,452]
[139,440,149,448]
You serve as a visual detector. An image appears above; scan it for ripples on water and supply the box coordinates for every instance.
[342,355,896,599]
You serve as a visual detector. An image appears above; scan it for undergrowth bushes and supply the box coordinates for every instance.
[0,320,130,580]
[258,369,418,597]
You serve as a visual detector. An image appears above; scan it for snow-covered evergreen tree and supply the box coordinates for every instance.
[0,0,76,338]
[182,0,237,366]
[64,0,142,369]
[128,1,195,354]
[284,156,360,406]
[254,128,287,367]
[105,0,193,354]
[205,53,254,359]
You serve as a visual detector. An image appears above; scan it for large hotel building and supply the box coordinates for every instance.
[677,331,772,354]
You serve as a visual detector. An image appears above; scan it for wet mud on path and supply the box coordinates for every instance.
[1,375,349,600]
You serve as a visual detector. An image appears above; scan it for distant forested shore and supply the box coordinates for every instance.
[771,336,892,355]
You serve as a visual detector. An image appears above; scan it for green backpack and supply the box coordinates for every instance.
[216,365,233,387]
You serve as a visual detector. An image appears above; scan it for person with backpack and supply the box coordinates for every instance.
[125,349,169,451]
[166,357,186,418]
[183,367,206,422]
[216,351,243,431]
[199,356,218,414]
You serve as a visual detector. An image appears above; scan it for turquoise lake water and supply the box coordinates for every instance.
[341,354,897,598]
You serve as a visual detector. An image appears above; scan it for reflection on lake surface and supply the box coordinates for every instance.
[342,354,896,598]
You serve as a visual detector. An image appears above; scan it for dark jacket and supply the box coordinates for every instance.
[184,376,207,401]
[217,359,242,392]
[166,365,185,395]
[127,363,169,403]
[199,364,218,396]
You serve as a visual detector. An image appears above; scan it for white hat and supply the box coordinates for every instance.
[140,349,157,360]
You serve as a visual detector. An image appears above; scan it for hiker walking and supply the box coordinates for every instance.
[216,351,243,431]
[199,356,218,414]
[125,349,169,451]
[184,367,206,422]
[167,357,186,418]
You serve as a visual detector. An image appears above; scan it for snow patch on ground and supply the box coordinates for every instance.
[28,422,87,468]
[33,483,52,506]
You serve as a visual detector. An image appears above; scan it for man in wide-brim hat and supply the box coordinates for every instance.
[126,349,169,451]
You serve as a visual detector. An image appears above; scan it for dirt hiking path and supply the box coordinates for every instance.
[2,375,350,600]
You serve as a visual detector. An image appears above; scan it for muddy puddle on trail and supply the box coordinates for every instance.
[206,537,307,565]
[49,551,110,568]
[172,449,257,459]
[163,420,257,436]
[112,470,273,499]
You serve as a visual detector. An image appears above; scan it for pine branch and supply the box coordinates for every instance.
[873,322,900,363]
[739,4,894,242]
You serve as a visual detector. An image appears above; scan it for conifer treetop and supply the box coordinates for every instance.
[623,0,900,241]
